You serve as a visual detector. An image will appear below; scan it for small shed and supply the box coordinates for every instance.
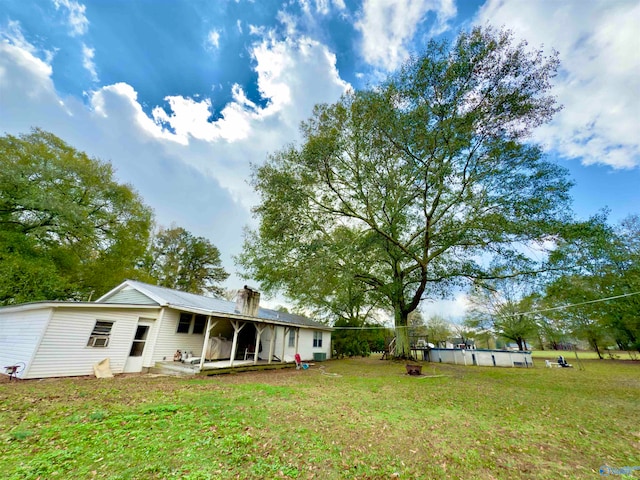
[0,280,332,379]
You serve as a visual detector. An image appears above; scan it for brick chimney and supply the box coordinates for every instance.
[235,285,260,317]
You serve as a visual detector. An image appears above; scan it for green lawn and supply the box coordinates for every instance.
[1,355,638,479]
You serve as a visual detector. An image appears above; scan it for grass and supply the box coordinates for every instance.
[0,354,638,479]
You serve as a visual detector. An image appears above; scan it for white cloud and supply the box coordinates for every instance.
[1,20,37,55]
[355,0,456,71]
[249,24,265,36]
[207,30,221,49]
[475,0,640,170]
[422,293,470,321]
[148,33,350,208]
[0,39,57,124]
[81,43,97,81]
[297,0,347,15]
[53,0,89,37]
[0,25,350,294]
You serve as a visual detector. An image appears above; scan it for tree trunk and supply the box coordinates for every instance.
[393,309,412,359]
[589,337,603,359]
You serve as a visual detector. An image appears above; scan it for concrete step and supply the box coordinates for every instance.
[149,362,198,377]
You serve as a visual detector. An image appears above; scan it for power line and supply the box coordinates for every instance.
[506,290,640,318]
[327,290,640,329]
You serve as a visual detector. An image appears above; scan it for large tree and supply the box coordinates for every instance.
[424,315,453,347]
[0,129,153,303]
[544,214,640,354]
[238,27,575,357]
[465,281,539,351]
[141,226,229,296]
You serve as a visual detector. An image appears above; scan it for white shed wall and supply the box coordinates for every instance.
[0,307,51,379]
[428,348,533,368]
[27,307,158,379]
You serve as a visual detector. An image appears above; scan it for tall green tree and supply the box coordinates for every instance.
[240,224,383,324]
[238,27,574,358]
[142,226,229,296]
[0,129,153,303]
[424,315,453,347]
[545,214,640,353]
[465,282,539,350]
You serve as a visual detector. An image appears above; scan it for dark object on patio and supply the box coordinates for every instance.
[406,364,422,375]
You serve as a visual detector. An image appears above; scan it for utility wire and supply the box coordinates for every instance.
[504,290,640,318]
[327,290,640,329]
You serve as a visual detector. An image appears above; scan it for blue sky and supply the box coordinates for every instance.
[1,0,639,317]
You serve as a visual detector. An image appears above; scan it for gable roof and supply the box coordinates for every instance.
[98,280,331,331]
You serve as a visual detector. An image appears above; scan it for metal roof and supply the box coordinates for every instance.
[102,280,331,331]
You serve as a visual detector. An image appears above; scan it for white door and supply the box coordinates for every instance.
[123,322,152,373]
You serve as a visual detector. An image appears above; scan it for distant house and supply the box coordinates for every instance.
[0,280,332,379]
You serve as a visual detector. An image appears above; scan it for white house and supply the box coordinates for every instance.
[0,280,333,380]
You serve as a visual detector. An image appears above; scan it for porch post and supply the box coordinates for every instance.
[282,327,289,363]
[294,328,300,357]
[254,324,266,365]
[199,317,218,370]
[230,320,246,367]
[268,325,276,364]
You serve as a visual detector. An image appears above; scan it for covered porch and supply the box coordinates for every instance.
[191,314,304,368]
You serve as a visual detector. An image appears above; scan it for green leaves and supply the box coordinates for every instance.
[142,226,229,296]
[239,27,572,358]
[0,129,153,303]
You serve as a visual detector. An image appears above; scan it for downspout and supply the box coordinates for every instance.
[145,307,166,369]
[268,325,276,364]
[282,327,289,363]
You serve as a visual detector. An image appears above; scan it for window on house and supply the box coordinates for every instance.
[177,313,192,333]
[313,331,323,348]
[288,329,296,348]
[192,315,207,334]
[129,325,149,357]
[87,321,114,347]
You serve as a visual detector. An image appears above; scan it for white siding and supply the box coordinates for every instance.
[150,309,208,363]
[0,307,51,379]
[101,287,157,305]
[27,307,159,379]
[271,327,332,362]
[297,329,331,361]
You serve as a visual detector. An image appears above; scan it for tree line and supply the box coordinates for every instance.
[0,129,228,305]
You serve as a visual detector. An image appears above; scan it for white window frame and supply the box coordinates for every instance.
[192,314,207,334]
[177,312,193,334]
[87,320,114,347]
[177,312,207,335]
[313,331,323,348]
[288,329,296,348]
